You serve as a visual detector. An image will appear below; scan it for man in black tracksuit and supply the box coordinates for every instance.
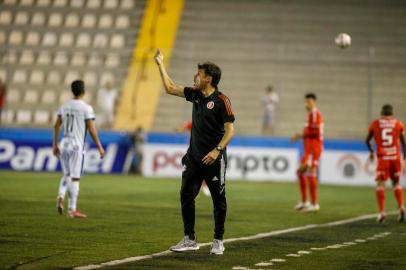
[154,49,235,255]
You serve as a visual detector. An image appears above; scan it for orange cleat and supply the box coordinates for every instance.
[68,211,87,218]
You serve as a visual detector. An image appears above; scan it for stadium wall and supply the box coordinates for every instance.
[0,128,404,186]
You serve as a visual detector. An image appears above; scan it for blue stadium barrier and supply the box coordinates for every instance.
[147,132,369,155]
[0,128,369,174]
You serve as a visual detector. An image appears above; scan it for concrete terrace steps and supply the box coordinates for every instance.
[1,0,146,127]
[152,0,406,139]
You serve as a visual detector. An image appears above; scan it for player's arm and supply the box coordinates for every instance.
[202,122,235,165]
[218,122,235,150]
[86,120,105,158]
[52,116,62,157]
[365,131,374,161]
[154,49,185,97]
[400,134,406,161]
[291,133,303,142]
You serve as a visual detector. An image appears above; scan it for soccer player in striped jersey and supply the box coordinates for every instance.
[366,104,406,222]
[53,80,104,218]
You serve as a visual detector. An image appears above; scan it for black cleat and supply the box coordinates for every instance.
[398,208,405,223]
[57,197,64,215]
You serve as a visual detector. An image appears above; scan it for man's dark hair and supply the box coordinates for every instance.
[305,93,317,100]
[71,80,85,97]
[198,62,221,89]
[381,104,393,116]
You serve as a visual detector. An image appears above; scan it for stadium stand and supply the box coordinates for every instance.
[0,0,145,127]
[113,0,184,132]
[153,0,406,138]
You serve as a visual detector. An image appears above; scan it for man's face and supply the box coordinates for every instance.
[305,98,315,111]
[194,69,211,90]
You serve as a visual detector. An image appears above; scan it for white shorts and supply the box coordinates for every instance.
[60,140,85,179]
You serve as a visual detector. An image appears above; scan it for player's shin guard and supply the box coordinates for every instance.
[297,170,307,203]
[308,173,318,205]
[376,186,385,213]
[58,176,70,199]
[68,180,80,212]
[393,184,404,209]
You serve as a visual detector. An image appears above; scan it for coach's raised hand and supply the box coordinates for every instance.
[154,49,164,66]
[154,48,185,97]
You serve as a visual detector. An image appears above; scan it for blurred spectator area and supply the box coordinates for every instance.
[0,0,145,127]
[153,0,406,139]
[1,0,405,139]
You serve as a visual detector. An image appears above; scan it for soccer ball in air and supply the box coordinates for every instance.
[335,33,351,49]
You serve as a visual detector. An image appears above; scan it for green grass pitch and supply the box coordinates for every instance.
[0,171,405,270]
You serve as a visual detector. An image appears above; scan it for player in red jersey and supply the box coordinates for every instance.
[366,104,406,222]
[292,93,323,212]
[176,120,193,133]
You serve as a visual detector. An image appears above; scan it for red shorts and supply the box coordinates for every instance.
[300,145,323,168]
[376,157,401,181]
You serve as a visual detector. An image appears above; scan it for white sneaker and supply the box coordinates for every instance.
[377,212,386,223]
[170,236,199,252]
[294,201,310,211]
[210,239,225,255]
[201,186,211,197]
[303,204,320,213]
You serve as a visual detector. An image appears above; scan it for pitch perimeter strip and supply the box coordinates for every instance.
[75,212,386,270]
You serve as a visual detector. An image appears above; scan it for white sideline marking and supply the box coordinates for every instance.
[232,267,266,270]
[286,254,301,257]
[343,242,356,245]
[310,247,326,251]
[297,250,311,254]
[326,244,344,249]
[270,258,286,262]
[74,213,381,270]
[355,239,366,243]
[255,262,274,266]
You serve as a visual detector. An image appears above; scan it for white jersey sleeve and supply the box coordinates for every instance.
[85,104,96,120]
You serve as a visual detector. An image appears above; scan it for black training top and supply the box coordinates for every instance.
[184,87,235,163]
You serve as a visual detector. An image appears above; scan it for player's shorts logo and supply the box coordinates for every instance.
[207,101,214,109]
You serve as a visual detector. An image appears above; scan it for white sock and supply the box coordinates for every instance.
[57,176,71,199]
[68,181,80,212]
